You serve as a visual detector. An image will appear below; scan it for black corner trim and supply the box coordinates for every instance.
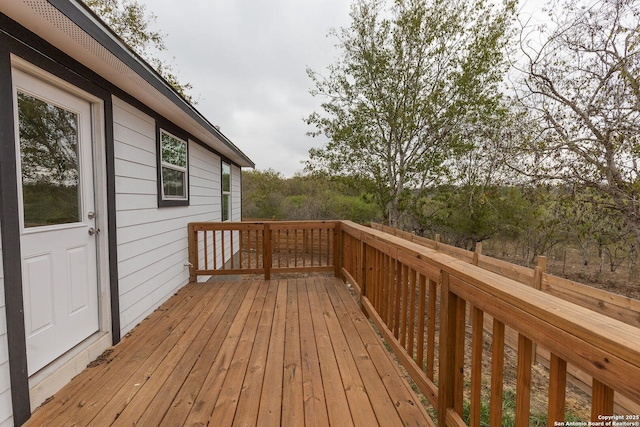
[0,45,31,426]
[103,98,121,345]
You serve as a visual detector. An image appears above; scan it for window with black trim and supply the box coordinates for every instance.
[222,162,231,221]
[158,128,188,206]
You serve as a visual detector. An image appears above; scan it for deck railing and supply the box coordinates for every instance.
[372,223,640,414]
[188,221,339,280]
[188,220,640,427]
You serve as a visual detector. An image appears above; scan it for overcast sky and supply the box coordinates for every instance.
[139,0,546,177]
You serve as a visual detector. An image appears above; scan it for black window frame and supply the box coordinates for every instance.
[156,120,189,207]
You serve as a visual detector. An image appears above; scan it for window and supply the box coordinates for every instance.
[159,129,188,205]
[222,162,231,221]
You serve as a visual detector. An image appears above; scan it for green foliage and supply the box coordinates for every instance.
[241,169,382,223]
[242,169,286,219]
[461,389,584,427]
[415,185,530,250]
[306,0,516,226]
[84,0,195,103]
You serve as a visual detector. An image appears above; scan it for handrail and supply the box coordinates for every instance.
[370,222,640,330]
[188,220,640,425]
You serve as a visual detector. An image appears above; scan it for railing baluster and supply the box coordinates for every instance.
[294,229,298,268]
[388,256,396,333]
[427,278,437,380]
[327,227,331,267]
[371,247,377,311]
[309,228,313,267]
[400,264,409,348]
[416,274,426,371]
[408,268,417,359]
[591,379,614,422]
[204,229,209,271]
[381,253,389,325]
[516,333,533,427]
[454,296,466,415]
[264,223,271,280]
[230,230,235,269]
[303,229,307,268]
[490,319,505,427]
[221,230,226,269]
[394,259,401,339]
[254,229,258,268]
[548,353,567,425]
[321,228,324,267]
[376,249,383,313]
[470,306,484,427]
[285,229,289,268]
[213,230,218,270]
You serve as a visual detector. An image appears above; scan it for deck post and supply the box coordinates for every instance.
[188,223,197,283]
[438,271,459,427]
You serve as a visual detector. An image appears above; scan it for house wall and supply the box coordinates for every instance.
[112,97,240,335]
[0,231,12,427]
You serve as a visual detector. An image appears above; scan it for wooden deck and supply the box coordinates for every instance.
[26,276,434,426]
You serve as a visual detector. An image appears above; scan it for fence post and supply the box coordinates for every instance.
[188,223,197,283]
[531,256,547,364]
[263,222,272,280]
[473,242,482,266]
[435,234,441,251]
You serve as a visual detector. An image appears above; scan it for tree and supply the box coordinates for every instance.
[241,169,285,219]
[515,0,640,246]
[84,0,194,103]
[305,0,516,227]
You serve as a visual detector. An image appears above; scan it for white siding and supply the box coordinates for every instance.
[113,97,227,335]
[0,229,13,427]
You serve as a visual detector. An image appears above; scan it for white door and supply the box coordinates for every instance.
[13,69,100,375]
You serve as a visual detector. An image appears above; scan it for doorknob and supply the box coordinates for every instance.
[88,228,101,236]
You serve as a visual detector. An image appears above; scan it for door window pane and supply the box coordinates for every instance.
[18,92,81,227]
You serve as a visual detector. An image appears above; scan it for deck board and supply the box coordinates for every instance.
[25,277,434,426]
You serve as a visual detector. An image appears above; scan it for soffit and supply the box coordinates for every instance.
[1,0,254,168]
